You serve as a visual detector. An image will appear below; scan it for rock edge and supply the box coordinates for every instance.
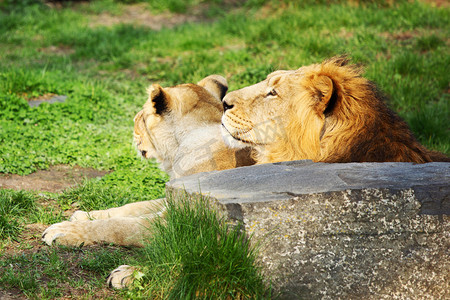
[167,161,450,299]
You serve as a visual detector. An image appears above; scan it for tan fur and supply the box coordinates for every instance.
[43,75,254,246]
[42,75,254,288]
[134,75,254,178]
[222,57,449,164]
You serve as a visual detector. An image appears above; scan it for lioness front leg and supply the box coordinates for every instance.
[70,198,166,221]
[42,216,153,247]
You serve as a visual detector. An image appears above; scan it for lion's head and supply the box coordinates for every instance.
[134,75,227,168]
[134,75,254,178]
[222,57,448,163]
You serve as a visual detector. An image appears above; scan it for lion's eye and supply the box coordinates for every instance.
[267,89,278,97]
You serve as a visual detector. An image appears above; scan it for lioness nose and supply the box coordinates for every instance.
[223,101,234,112]
[141,150,147,157]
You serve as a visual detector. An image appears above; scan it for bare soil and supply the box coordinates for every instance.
[0,165,109,193]
[88,3,206,30]
[37,45,75,55]
[87,0,246,29]
[422,0,449,7]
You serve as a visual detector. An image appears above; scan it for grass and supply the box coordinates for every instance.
[0,190,35,240]
[128,193,269,299]
[0,0,449,298]
[0,245,133,299]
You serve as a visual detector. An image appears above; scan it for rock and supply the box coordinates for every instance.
[28,95,67,107]
[167,161,450,299]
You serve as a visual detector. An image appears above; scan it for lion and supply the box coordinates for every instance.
[221,57,449,164]
[42,75,254,288]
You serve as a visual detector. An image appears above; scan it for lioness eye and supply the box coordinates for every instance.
[267,89,277,97]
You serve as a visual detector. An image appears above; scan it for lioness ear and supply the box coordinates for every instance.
[312,75,336,115]
[133,110,146,133]
[197,75,228,101]
[146,84,168,115]
[133,110,144,123]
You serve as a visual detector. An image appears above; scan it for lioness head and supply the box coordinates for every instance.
[222,57,448,163]
[134,75,228,163]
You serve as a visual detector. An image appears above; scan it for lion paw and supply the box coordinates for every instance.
[42,221,89,246]
[107,265,136,289]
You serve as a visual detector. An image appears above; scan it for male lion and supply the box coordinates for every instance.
[42,75,254,288]
[221,57,449,164]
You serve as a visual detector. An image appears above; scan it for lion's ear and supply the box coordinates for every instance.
[312,75,336,114]
[197,75,228,101]
[146,84,169,115]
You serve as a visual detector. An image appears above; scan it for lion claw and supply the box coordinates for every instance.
[41,221,86,246]
[42,230,65,245]
[107,265,136,289]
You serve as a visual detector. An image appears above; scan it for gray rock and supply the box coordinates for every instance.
[167,161,450,299]
[28,95,67,107]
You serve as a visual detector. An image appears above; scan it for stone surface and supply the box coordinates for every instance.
[28,95,67,107]
[168,161,450,299]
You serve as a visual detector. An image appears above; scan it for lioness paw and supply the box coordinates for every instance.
[107,265,137,289]
[42,221,90,246]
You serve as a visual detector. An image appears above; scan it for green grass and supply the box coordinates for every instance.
[0,190,36,240]
[0,245,133,299]
[0,0,449,298]
[128,193,270,299]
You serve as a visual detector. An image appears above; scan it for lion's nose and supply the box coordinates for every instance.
[223,101,234,112]
[141,150,147,157]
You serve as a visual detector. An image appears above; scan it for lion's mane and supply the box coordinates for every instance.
[221,57,449,163]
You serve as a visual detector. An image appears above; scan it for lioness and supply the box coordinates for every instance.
[42,75,254,287]
[134,75,254,178]
[221,57,449,164]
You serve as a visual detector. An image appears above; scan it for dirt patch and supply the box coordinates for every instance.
[421,0,449,7]
[0,289,25,300]
[89,3,205,30]
[379,29,448,43]
[37,44,75,55]
[1,223,48,258]
[0,165,109,193]
[379,30,419,41]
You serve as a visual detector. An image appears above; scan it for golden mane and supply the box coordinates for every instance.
[222,57,449,163]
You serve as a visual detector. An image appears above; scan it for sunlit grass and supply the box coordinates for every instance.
[129,193,270,299]
[0,0,448,298]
